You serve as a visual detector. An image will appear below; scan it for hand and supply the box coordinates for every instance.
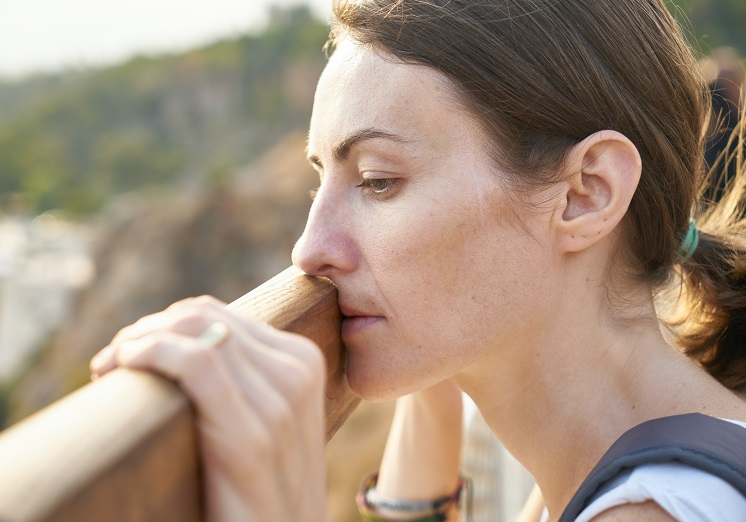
[90,296,328,522]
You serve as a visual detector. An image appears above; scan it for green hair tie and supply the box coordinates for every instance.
[679,219,699,260]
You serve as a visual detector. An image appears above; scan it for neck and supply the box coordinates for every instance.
[454,264,742,518]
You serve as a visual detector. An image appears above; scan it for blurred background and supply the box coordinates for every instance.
[0,0,743,520]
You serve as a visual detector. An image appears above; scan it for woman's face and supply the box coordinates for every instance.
[292,40,555,400]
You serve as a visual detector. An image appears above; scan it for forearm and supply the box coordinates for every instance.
[375,381,463,503]
[516,485,545,522]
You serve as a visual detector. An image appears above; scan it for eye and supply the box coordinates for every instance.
[356,178,400,198]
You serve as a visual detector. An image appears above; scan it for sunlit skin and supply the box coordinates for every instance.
[89,37,746,522]
[293,39,556,401]
[292,39,746,517]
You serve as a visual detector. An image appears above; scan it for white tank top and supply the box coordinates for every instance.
[544,419,746,521]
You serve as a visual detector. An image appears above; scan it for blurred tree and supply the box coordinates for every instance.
[0,5,328,216]
[667,0,746,55]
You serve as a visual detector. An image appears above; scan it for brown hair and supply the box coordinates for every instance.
[329,0,746,389]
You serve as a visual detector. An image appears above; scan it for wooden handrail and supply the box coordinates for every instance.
[0,266,359,522]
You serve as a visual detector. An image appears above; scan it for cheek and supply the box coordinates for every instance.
[369,199,523,338]
[371,207,471,286]
[382,194,551,353]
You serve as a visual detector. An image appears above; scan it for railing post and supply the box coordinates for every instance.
[0,266,359,521]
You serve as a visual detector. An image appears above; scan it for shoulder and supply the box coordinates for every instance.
[575,462,746,522]
[589,501,674,521]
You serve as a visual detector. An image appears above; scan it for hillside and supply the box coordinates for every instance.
[0,6,328,215]
[0,2,331,426]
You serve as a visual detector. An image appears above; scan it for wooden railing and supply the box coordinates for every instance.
[0,266,359,522]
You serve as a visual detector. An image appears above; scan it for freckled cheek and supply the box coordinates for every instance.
[367,209,485,311]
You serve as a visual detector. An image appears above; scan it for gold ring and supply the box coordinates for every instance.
[199,322,231,349]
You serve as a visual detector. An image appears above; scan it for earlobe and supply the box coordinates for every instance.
[554,131,642,253]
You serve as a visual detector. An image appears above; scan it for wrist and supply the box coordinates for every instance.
[357,472,470,522]
[377,393,463,501]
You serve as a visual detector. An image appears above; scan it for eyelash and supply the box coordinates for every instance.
[356,178,400,198]
[308,178,400,201]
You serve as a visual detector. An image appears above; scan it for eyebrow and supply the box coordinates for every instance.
[308,128,411,168]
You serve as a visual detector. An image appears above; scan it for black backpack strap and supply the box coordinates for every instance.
[559,413,746,521]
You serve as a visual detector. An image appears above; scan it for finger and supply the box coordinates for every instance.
[116,329,309,483]
[95,311,217,377]
[172,297,323,363]
[95,295,324,383]
[90,344,116,379]
[145,296,322,366]
[218,332,327,499]
[220,311,326,371]
[165,294,227,312]
[91,308,221,379]
[220,327,327,461]
[165,300,327,376]
[91,320,192,380]
[213,335,298,434]
[216,338,327,504]
[220,319,327,402]
[116,328,291,424]
[105,296,228,350]
[108,308,211,348]
[114,331,264,427]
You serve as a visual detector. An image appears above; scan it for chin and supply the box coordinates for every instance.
[345,356,432,402]
[345,358,405,402]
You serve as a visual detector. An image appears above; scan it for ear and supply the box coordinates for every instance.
[553,130,642,253]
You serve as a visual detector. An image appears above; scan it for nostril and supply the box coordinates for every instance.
[312,263,336,277]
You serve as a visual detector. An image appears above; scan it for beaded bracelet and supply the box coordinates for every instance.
[356,472,471,522]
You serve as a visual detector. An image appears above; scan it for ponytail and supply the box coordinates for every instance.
[673,115,746,390]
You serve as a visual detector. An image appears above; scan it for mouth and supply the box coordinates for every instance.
[341,315,385,337]
[338,304,385,337]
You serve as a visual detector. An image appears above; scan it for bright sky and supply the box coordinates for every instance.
[0,0,332,79]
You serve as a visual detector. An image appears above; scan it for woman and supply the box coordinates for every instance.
[90,0,746,520]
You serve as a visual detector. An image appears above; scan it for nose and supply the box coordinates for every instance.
[292,186,358,278]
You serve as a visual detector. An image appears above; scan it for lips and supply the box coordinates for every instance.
[338,303,385,337]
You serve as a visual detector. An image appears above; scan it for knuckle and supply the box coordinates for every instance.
[193,295,221,306]
[190,295,226,310]
[266,398,294,433]
[109,321,140,344]
[165,298,193,311]
[284,361,323,402]
[171,311,210,334]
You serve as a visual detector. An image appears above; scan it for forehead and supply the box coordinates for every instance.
[308,39,477,153]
